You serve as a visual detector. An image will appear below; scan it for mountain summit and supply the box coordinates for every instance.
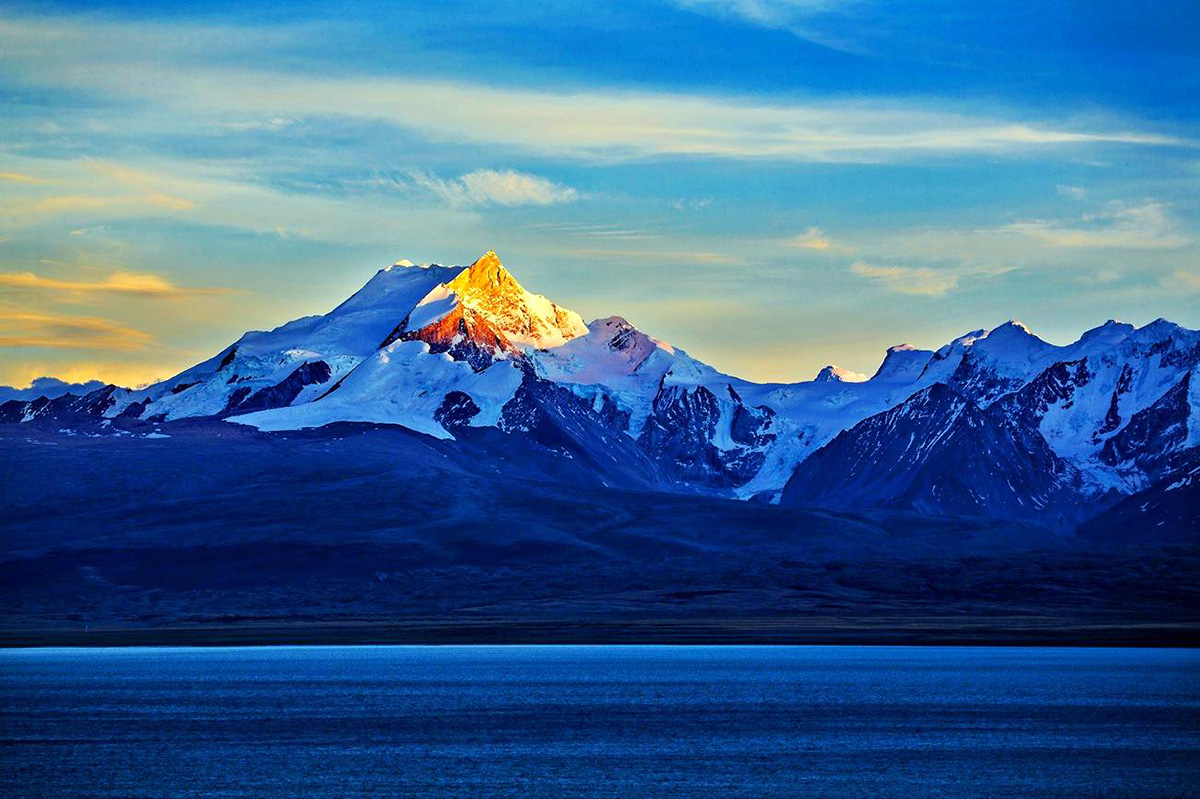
[402,251,587,350]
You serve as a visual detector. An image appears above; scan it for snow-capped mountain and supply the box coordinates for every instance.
[103,260,466,422]
[777,315,1199,518]
[394,249,587,350]
[2,250,1196,535]
[780,383,1091,524]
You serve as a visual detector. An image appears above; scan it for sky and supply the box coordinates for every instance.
[1,0,1198,387]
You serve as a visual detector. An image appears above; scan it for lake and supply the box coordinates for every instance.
[1,646,1197,797]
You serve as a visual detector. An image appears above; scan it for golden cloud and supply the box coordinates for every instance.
[849,261,959,296]
[0,172,51,184]
[0,270,233,297]
[1163,269,1200,293]
[0,359,185,389]
[0,311,155,350]
[786,226,848,252]
[26,193,195,214]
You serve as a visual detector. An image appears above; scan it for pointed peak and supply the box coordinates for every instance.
[414,250,587,349]
[469,249,504,274]
[815,365,867,383]
[1132,317,1183,339]
[591,315,633,331]
[991,319,1034,336]
[452,250,520,294]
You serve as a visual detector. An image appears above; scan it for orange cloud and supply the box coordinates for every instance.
[26,193,195,214]
[0,270,232,297]
[849,261,959,296]
[786,226,855,253]
[0,172,51,184]
[0,360,179,389]
[1163,269,1200,293]
[788,226,834,251]
[0,311,155,350]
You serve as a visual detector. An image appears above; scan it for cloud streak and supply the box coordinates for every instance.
[0,271,234,298]
[24,193,195,215]
[0,310,155,350]
[992,201,1190,250]
[0,15,1188,165]
[0,172,51,184]
[410,169,578,207]
[675,0,868,53]
[849,261,960,295]
[786,226,847,252]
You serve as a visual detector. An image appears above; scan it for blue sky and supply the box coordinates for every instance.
[0,0,1197,386]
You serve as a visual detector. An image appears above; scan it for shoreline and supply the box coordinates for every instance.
[4,620,1197,649]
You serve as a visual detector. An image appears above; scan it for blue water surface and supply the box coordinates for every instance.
[1,645,1197,798]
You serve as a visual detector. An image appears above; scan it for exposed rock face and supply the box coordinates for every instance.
[1079,454,1200,544]
[394,304,518,372]
[1100,372,1193,482]
[225,360,333,415]
[1096,363,1134,440]
[434,390,481,431]
[218,346,238,370]
[992,359,1092,430]
[946,351,1028,407]
[222,387,253,414]
[637,383,775,488]
[0,384,123,424]
[500,374,665,488]
[781,383,1089,524]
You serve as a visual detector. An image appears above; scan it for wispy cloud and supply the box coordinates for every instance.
[0,155,481,245]
[570,248,748,266]
[0,270,233,298]
[826,199,1194,285]
[24,193,195,215]
[849,261,960,295]
[125,77,1192,163]
[409,169,578,207]
[0,171,51,184]
[786,226,847,252]
[675,0,868,52]
[1163,269,1200,293]
[525,222,662,240]
[0,15,1187,165]
[992,201,1190,250]
[0,310,155,350]
[0,159,197,227]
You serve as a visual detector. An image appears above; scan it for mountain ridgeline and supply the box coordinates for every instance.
[3,251,1198,536]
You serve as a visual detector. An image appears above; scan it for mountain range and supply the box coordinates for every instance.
[4,250,1196,536]
[4,250,1195,535]
[3,250,1199,644]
